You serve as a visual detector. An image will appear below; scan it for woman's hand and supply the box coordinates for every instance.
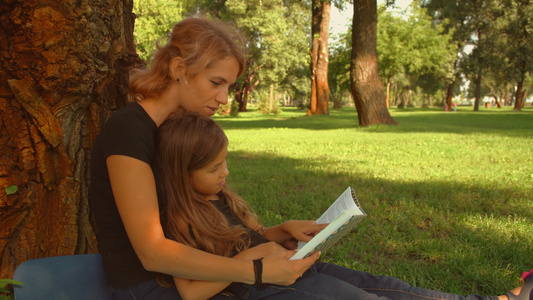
[234,241,321,286]
[262,250,320,285]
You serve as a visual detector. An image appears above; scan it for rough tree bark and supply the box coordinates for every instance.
[308,0,331,116]
[0,0,143,278]
[350,0,397,126]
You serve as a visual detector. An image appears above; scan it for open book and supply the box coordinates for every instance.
[289,187,366,260]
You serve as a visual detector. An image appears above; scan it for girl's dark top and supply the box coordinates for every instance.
[89,102,162,288]
[211,194,270,256]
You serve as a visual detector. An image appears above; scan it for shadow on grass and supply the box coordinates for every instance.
[216,107,533,138]
[227,149,532,296]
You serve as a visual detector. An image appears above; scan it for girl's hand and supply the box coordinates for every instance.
[263,220,327,246]
[280,220,328,243]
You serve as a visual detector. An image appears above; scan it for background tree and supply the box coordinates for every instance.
[226,0,310,112]
[423,0,533,111]
[350,0,397,126]
[376,2,455,108]
[308,0,332,115]
[0,0,142,278]
[328,29,352,109]
[421,0,478,110]
[488,0,533,111]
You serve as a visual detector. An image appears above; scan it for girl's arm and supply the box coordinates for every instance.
[107,155,319,284]
[173,278,231,300]
[173,242,287,300]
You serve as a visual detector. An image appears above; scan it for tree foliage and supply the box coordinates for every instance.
[422,0,533,110]
[133,0,185,63]
[225,0,310,112]
[482,0,533,110]
[377,2,455,107]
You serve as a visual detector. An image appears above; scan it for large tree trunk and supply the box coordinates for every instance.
[350,0,396,126]
[308,0,331,116]
[0,0,143,279]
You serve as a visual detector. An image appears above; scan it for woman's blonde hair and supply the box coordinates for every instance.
[156,112,261,257]
[129,17,246,102]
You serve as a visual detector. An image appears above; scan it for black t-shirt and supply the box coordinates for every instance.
[89,102,160,288]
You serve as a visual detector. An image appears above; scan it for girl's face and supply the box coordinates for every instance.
[191,147,229,200]
[177,57,240,117]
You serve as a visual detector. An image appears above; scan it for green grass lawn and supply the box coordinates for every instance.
[214,105,533,297]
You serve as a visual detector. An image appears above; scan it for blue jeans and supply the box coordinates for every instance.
[228,263,499,300]
[109,279,238,300]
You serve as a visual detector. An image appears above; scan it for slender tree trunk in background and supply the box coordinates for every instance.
[308,0,331,116]
[494,96,501,108]
[235,63,261,112]
[445,57,459,110]
[473,30,483,112]
[235,63,254,112]
[514,79,525,111]
[350,0,396,126]
[235,83,245,110]
[386,76,391,109]
[514,66,527,111]
[504,83,511,106]
[0,0,143,278]
[445,82,454,110]
[473,64,482,111]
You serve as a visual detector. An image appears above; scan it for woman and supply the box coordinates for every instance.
[89,16,321,299]
[154,111,532,300]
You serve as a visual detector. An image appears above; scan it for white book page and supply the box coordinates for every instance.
[290,210,359,260]
[316,187,358,224]
[296,187,361,250]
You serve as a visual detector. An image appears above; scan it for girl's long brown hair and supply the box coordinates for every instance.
[128,16,246,103]
[156,112,262,257]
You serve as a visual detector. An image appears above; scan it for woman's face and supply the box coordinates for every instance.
[177,57,240,117]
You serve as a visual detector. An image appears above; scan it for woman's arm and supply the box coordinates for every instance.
[107,155,318,284]
[173,242,287,300]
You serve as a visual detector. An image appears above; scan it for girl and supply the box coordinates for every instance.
[89,16,318,300]
[156,112,532,300]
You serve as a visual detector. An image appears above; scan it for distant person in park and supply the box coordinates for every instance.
[154,111,533,300]
[89,16,320,299]
[89,15,533,300]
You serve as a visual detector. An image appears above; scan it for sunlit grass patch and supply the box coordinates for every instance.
[216,107,532,296]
